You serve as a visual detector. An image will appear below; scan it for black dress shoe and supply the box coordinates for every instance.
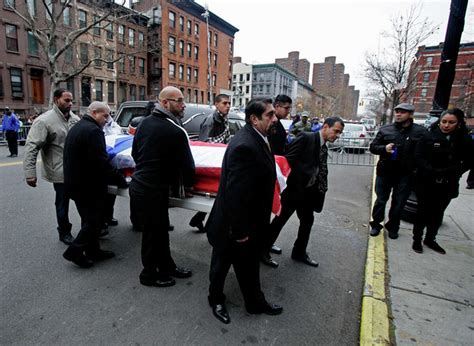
[59,233,75,245]
[369,228,381,236]
[98,229,109,238]
[169,265,192,278]
[210,303,231,324]
[87,249,115,261]
[168,224,175,231]
[423,240,446,254]
[260,254,278,268]
[247,302,283,315]
[107,218,119,226]
[270,245,282,254]
[412,241,423,253]
[291,252,319,267]
[140,276,176,287]
[189,220,205,233]
[63,247,93,268]
[388,232,399,239]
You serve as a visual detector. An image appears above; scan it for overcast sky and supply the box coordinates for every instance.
[195,0,473,96]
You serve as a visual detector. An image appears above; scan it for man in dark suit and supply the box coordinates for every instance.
[268,94,292,156]
[206,98,282,324]
[263,117,344,268]
[130,86,195,288]
[63,102,127,268]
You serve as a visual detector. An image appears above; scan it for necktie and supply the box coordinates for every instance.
[317,144,328,193]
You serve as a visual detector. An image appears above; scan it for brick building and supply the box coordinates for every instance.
[132,0,238,104]
[0,0,149,116]
[311,56,359,117]
[406,42,474,117]
[275,51,310,83]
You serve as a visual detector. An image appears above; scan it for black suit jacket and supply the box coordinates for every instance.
[64,115,126,200]
[284,131,326,212]
[206,124,276,250]
[268,119,287,155]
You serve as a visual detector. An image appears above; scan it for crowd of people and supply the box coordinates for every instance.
[17,86,473,325]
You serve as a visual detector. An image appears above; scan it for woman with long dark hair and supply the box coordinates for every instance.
[412,108,473,254]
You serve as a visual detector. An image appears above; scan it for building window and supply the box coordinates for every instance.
[179,64,184,80]
[5,24,18,52]
[423,72,430,83]
[118,57,125,73]
[139,86,145,100]
[246,73,250,81]
[179,16,184,31]
[129,84,136,101]
[65,46,73,63]
[129,56,135,74]
[78,10,87,29]
[229,60,232,72]
[239,74,243,82]
[63,7,71,26]
[27,31,39,56]
[93,16,101,36]
[138,58,145,75]
[118,25,124,43]
[95,79,103,101]
[169,36,176,53]
[129,28,135,47]
[106,49,114,69]
[169,62,176,78]
[194,46,199,60]
[213,54,217,67]
[4,0,15,9]
[169,11,176,28]
[138,31,144,47]
[194,23,199,36]
[106,23,113,40]
[66,78,74,99]
[426,57,433,66]
[187,43,192,58]
[212,74,216,87]
[10,68,23,98]
[186,67,191,81]
[246,85,249,93]
[229,41,233,53]
[107,81,114,103]
[213,33,218,47]
[26,0,36,16]
[179,40,184,56]
[80,43,88,64]
[187,20,191,35]
[94,47,102,67]
[421,88,427,97]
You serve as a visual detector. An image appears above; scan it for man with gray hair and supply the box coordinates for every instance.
[23,89,80,245]
[62,101,127,268]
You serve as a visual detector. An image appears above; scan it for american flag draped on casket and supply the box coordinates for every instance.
[105,134,291,215]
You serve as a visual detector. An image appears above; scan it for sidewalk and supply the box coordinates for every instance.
[388,177,474,345]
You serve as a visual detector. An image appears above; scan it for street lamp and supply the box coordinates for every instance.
[201,4,213,107]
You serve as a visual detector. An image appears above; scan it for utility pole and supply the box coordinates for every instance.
[201,4,213,107]
[430,0,468,117]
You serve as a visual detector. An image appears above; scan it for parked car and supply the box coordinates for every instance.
[361,118,376,132]
[113,101,246,140]
[332,123,370,153]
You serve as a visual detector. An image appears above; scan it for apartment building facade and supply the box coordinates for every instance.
[231,60,252,108]
[252,63,297,100]
[0,0,149,116]
[406,42,474,117]
[132,0,238,104]
[275,51,310,83]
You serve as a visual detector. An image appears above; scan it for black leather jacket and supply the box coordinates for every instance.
[370,121,427,176]
[198,111,230,143]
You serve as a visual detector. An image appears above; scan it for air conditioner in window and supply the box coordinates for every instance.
[12,92,24,98]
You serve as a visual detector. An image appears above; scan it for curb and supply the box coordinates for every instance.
[360,164,391,345]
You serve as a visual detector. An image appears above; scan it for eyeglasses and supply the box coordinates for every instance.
[166,98,185,104]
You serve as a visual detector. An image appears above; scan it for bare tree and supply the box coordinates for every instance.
[364,5,439,123]
[7,0,154,105]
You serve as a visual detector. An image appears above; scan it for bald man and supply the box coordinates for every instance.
[130,87,195,287]
[63,102,127,268]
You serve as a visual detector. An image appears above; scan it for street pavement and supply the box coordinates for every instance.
[387,172,474,345]
[0,145,372,345]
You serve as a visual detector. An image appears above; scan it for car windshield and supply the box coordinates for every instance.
[344,124,365,132]
[116,107,149,127]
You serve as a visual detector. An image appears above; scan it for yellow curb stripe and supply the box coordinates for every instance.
[0,160,23,167]
[360,160,391,345]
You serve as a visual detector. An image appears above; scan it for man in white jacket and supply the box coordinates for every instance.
[23,89,80,245]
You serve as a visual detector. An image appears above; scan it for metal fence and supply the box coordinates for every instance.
[0,125,31,145]
[327,131,377,166]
